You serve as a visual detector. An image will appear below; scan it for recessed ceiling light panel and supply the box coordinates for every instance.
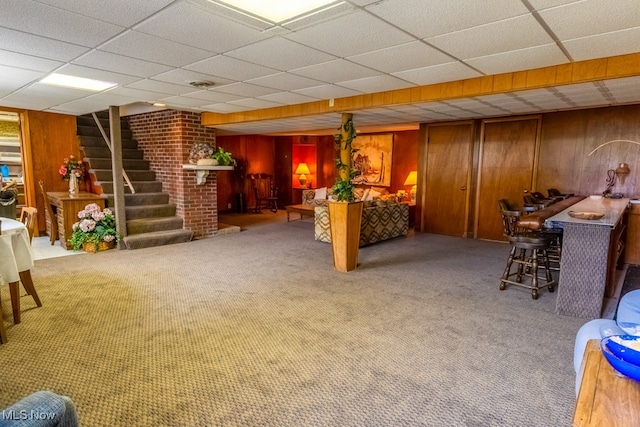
[216,0,338,23]
[40,73,117,91]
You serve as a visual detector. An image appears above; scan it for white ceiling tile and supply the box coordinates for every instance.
[185,55,279,81]
[3,83,91,108]
[366,0,529,39]
[228,98,283,109]
[226,37,336,71]
[180,90,244,103]
[538,0,640,41]
[134,2,267,53]
[211,82,281,98]
[125,79,195,96]
[465,44,568,75]
[527,0,582,10]
[392,62,481,86]
[563,27,640,61]
[100,31,213,67]
[285,10,414,57]
[0,65,46,82]
[74,51,173,78]
[0,50,63,73]
[293,84,362,99]
[106,86,170,103]
[257,92,320,104]
[347,41,454,73]
[427,15,555,60]
[337,75,414,93]
[0,27,89,62]
[56,64,142,86]
[291,59,380,83]
[245,73,326,91]
[199,103,252,113]
[0,0,124,47]
[150,69,234,88]
[34,0,174,27]
[156,96,210,108]
[51,92,140,114]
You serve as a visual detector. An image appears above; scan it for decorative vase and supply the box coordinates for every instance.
[328,201,363,272]
[197,158,218,166]
[69,174,78,195]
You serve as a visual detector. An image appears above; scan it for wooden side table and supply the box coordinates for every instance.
[46,192,107,250]
[574,339,640,426]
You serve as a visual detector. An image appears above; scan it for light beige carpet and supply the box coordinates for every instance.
[0,212,586,426]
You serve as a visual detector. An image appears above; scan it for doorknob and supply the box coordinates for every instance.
[460,186,466,191]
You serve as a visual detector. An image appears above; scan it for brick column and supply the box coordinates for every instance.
[126,110,219,238]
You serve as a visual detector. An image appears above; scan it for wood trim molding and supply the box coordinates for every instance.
[202,52,640,127]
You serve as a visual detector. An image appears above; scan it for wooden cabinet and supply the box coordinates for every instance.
[624,203,640,265]
[47,191,107,250]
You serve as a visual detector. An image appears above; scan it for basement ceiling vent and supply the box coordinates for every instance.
[188,80,215,89]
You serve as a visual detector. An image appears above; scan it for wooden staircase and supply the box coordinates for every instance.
[77,112,193,249]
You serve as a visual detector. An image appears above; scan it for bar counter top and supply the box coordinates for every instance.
[546,197,630,227]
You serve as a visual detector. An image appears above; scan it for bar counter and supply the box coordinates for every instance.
[546,197,629,318]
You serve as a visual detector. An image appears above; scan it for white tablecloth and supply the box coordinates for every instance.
[0,217,34,283]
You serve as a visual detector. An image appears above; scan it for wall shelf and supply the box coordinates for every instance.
[182,164,233,185]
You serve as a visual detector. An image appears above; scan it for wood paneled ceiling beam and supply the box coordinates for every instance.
[201,52,640,127]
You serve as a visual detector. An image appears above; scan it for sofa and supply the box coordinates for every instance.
[302,186,398,207]
[314,200,409,247]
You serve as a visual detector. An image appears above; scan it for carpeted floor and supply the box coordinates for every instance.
[0,211,586,426]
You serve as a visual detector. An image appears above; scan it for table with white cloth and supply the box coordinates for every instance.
[0,217,40,328]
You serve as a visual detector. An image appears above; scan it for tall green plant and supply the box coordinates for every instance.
[332,116,358,202]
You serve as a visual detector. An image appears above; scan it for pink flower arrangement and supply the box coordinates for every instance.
[69,203,118,251]
[59,155,84,181]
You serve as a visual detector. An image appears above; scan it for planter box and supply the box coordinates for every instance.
[328,201,363,272]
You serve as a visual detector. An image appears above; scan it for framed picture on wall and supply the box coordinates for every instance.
[351,133,393,187]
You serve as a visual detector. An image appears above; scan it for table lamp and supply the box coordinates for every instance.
[295,163,311,188]
[404,171,417,201]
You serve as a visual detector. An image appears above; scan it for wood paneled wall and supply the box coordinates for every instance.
[216,135,275,212]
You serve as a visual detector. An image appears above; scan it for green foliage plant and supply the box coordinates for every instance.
[212,147,237,166]
[331,116,359,202]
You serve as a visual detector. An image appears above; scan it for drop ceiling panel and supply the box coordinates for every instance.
[151,68,234,88]
[465,44,568,75]
[0,0,124,46]
[228,98,283,109]
[285,10,414,58]
[0,50,63,73]
[347,41,454,73]
[179,90,244,103]
[56,64,142,86]
[50,92,141,115]
[226,38,337,71]
[538,0,640,41]
[246,73,326,91]
[366,0,529,39]
[337,75,414,93]
[199,103,251,113]
[291,59,381,83]
[34,0,174,27]
[185,55,279,81]
[562,27,640,61]
[134,2,268,53]
[157,95,214,108]
[0,27,89,62]
[125,79,196,96]
[392,62,481,86]
[100,31,213,67]
[211,82,281,98]
[426,15,556,60]
[257,92,319,105]
[2,84,92,110]
[73,51,172,78]
[293,84,362,99]
[526,0,582,10]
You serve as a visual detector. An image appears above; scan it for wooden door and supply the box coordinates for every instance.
[476,117,540,241]
[423,122,473,236]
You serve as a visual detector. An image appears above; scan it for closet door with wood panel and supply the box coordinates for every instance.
[422,122,473,236]
[475,117,541,241]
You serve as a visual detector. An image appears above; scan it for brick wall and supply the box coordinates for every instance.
[125,110,219,238]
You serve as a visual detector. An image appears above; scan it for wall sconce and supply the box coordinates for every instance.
[295,163,311,188]
[615,162,630,185]
[404,171,417,201]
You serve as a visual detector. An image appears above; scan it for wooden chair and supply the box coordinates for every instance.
[38,180,58,245]
[249,173,278,213]
[19,206,37,243]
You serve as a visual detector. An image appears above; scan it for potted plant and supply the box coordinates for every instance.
[69,203,119,252]
[212,147,237,167]
[329,114,363,272]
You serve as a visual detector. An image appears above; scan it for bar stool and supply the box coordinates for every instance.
[498,200,556,299]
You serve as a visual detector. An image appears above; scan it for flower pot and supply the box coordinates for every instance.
[328,201,363,272]
[196,158,218,166]
[69,174,78,195]
[82,240,115,253]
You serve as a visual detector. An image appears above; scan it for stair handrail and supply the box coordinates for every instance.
[92,113,136,194]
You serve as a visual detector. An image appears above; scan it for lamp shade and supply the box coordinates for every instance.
[295,163,311,175]
[403,171,417,186]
